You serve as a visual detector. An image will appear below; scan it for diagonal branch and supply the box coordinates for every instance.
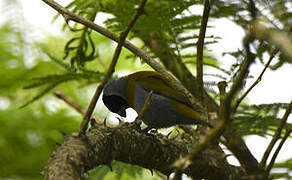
[227,35,255,107]
[54,90,87,115]
[78,0,148,135]
[266,129,292,173]
[232,49,278,115]
[260,100,292,167]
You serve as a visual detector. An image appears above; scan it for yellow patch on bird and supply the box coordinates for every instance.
[126,71,163,109]
[125,77,136,109]
[170,100,203,121]
[127,71,192,106]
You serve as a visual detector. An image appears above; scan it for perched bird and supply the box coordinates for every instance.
[102,71,213,132]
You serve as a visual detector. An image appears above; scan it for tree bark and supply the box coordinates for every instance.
[44,122,247,179]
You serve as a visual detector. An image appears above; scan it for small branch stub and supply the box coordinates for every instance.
[218,81,227,96]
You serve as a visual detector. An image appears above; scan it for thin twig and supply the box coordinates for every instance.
[232,24,292,116]
[136,91,153,131]
[137,91,153,120]
[266,129,292,173]
[260,100,292,167]
[41,0,203,115]
[196,0,211,103]
[53,90,103,124]
[232,49,278,115]
[54,90,86,115]
[78,0,148,135]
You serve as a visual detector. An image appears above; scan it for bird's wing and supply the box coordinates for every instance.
[128,71,192,107]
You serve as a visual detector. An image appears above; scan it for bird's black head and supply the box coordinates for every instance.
[102,95,129,117]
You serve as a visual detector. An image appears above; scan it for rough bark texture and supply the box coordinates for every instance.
[44,122,248,179]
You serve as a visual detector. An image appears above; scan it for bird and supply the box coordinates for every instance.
[102,71,213,132]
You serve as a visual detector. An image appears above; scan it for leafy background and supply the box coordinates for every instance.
[0,0,291,179]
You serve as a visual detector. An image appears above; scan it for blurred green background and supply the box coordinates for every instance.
[0,0,291,179]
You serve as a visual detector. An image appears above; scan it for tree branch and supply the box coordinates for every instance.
[43,123,247,179]
[135,90,153,131]
[78,0,148,135]
[232,49,277,115]
[266,129,292,173]
[173,82,227,169]
[196,0,211,103]
[227,35,255,107]
[54,90,86,115]
[260,100,292,167]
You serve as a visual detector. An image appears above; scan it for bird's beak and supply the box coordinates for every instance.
[117,107,127,117]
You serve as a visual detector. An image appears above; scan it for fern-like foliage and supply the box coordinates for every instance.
[232,103,291,136]
[21,54,104,107]
[60,0,222,66]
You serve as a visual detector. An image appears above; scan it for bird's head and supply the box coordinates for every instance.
[103,77,129,117]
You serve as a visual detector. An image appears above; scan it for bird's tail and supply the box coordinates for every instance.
[197,120,214,128]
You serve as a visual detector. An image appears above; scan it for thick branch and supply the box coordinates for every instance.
[227,35,255,107]
[44,123,247,179]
